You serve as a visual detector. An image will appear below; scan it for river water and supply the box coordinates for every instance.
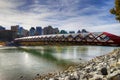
[0,46,119,80]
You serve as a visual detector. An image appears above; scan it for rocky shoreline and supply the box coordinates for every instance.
[34,48,120,80]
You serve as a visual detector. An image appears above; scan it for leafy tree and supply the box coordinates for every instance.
[59,30,68,34]
[110,0,120,22]
[82,29,88,33]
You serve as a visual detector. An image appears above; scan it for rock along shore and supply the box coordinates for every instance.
[34,48,120,80]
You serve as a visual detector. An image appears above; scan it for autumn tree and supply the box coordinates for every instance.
[110,0,120,22]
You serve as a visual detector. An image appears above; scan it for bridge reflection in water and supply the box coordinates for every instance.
[14,32,120,46]
[17,47,76,68]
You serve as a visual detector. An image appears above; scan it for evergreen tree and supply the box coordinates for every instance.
[110,0,120,22]
[60,30,67,34]
[77,30,81,33]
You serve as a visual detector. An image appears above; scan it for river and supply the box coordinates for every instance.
[0,46,119,80]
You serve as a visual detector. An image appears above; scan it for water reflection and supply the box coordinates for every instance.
[18,47,74,68]
[19,46,118,63]
[0,47,63,80]
[0,46,119,80]
[42,46,118,60]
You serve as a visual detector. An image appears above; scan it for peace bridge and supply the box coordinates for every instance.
[14,32,120,46]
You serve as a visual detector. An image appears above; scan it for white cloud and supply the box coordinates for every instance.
[0,0,119,35]
[59,22,120,35]
[86,23,120,35]
[0,0,57,29]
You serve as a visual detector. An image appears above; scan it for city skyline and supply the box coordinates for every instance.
[0,0,120,35]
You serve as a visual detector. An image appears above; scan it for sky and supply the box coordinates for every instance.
[0,0,120,35]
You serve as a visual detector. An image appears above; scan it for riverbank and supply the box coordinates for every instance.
[34,48,120,80]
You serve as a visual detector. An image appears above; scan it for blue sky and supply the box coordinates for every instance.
[0,0,120,35]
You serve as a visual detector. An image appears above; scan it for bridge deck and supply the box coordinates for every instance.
[14,32,120,46]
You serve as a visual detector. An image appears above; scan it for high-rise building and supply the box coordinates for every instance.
[53,28,59,34]
[29,27,35,36]
[43,26,59,35]
[18,27,29,37]
[11,25,19,38]
[43,26,52,35]
[23,29,29,37]
[18,27,23,37]
[0,26,5,30]
[11,25,19,31]
[0,30,17,41]
[35,26,42,35]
